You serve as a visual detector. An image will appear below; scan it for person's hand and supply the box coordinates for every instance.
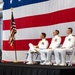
[35,45,39,48]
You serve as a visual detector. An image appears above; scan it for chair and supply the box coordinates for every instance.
[66,47,75,66]
[24,51,40,63]
[24,51,29,63]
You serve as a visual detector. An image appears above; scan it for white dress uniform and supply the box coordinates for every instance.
[40,35,61,65]
[27,39,48,63]
[54,34,75,65]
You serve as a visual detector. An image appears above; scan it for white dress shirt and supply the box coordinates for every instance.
[62,34,75,49]
[38,39,49,49]
[49,35,61,49]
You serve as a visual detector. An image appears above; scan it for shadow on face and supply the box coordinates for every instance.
[66,29,72,35]
[53,30,58,36]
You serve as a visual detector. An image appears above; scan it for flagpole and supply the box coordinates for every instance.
[11,8,18,63]
[14,36,18,63]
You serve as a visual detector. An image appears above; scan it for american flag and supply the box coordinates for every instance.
[2,0,75,62]
[9,10,17,48]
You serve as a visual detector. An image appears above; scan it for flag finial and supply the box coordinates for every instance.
[11,8,13,12]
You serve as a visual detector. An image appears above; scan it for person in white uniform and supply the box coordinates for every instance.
[26,33,49,64]
[40,30,61,65]
[54,28,75,66]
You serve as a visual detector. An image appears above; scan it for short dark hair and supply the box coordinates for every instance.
[68,27,73,33]
[41,33,46,38]
[55,30,59,35]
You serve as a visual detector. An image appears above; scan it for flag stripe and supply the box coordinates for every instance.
[2,50,28,61]
[3,22,75,40]
[3,36,65,51]
[3,8,75,30]
[3,0,75,20]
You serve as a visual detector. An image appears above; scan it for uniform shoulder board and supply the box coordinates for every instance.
[58,36,60,37]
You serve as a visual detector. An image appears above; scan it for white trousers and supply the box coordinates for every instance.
[54,48,73,64]
[28,43,46,62]
[28,49,46,62]
[40,49,54,62]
